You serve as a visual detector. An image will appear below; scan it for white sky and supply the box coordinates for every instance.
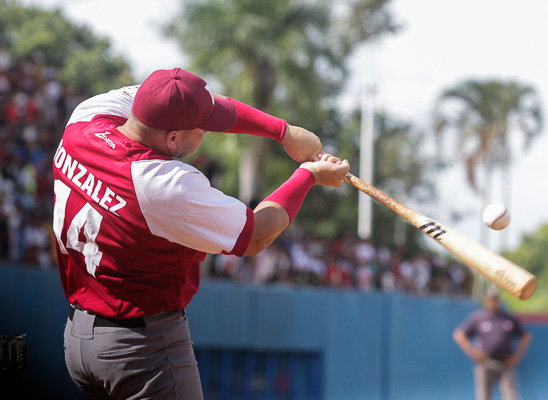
[20,0,548,253]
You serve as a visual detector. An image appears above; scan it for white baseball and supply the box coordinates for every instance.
[482,203,511,230]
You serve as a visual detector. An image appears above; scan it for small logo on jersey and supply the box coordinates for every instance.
[94,131,116,149]
[122,85,139,98]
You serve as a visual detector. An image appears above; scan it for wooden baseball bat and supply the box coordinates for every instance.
[344,173,536,300]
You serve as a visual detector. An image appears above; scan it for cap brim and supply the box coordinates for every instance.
[198,97,237,132]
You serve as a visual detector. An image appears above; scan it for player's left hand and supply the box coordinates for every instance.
[282,124,322,162]
[300,154,350,187]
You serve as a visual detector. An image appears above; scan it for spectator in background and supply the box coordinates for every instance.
[353,238,377,291]
[453,286,532,400]
[449,261,471,296]
[325,254,352,289]
[412,254,431,296]
[250,241,287,284]
[22,208,53,268]
[429,253,450,295]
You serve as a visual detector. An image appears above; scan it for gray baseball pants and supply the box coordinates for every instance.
[64,307,204,399]
[474,358,520,400]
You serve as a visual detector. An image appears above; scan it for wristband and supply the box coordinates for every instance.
[223,97,287,142]
[262,168,315,222]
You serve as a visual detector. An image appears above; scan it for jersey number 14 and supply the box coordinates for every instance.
[53,180,104,277]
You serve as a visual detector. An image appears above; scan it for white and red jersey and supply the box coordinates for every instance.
[52,87,254,318]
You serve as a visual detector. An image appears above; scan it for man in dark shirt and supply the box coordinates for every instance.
[453,286,532,400]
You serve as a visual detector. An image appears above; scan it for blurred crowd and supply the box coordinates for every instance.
[0,53,83,269]
[202,227,472,297]
[0,54,472,297]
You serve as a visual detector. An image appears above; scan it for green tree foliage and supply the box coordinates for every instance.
[502,225,548,313]
[165,0,398,203]
[166,0,397,119]
[373,113,442,253]
[319,110,443,251]
[434,79,543,191]
[0,0,132,94]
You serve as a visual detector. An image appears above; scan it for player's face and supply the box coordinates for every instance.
[484,296,500,314]
[170,128,206,158]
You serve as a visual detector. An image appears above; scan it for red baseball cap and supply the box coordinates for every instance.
[132,68,236,132]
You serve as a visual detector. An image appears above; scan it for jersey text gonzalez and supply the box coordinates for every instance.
[54,139,127,216]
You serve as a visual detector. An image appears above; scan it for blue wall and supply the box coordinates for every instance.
[0,265,546,400]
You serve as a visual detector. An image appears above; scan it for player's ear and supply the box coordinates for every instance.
[162,130,178,155]
[166,130,178,144]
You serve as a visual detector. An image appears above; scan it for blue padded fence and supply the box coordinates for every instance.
[0,264,546,400]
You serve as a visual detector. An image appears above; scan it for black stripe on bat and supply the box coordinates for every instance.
[433,230,446,239]
[419,222,436,231]
[419,222,447,240]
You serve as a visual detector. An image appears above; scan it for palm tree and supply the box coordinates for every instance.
[164,0,398,204]
[435,80,542,193]
[434,79,543,296]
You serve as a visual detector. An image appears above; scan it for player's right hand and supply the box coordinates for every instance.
[469,348,488,362]
[282,124,322,162]
[299,154,350,187]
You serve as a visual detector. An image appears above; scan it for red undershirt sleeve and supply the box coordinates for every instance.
[222,97,287,142]
[224,169,315,256]
[262,168,315,222]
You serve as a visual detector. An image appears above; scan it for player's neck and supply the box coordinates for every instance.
[117,123,141,143]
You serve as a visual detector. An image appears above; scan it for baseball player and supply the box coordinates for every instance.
[453,287,532,400]
[53,67,349,399]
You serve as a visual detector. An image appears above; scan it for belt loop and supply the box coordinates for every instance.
[69,308,95,340]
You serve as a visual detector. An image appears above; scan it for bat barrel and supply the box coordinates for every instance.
[518,277,537,300]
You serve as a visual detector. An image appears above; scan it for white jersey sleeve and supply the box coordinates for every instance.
[67,86,139,125]
[132,159,248,254]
